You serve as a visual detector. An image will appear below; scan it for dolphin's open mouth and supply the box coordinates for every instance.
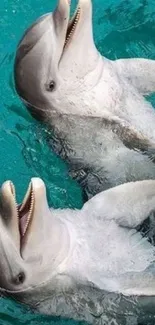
[9,181,34,241]
[64,0,81,48]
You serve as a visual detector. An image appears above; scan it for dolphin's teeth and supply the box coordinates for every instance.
[65,7,81,47]
[22,189,34,237]
[19,182,32,213]
[10,181,19,220]
[19,182,35,237]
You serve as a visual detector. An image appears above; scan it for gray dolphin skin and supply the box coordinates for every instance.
[1,178,155,324]
[14,0,155,199]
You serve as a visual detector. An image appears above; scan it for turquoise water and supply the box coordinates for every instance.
[1,0,155,323]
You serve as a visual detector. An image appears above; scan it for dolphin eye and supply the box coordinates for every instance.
[47,80,56,91]
[13,272,25,285]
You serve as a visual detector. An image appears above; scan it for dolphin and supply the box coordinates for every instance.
[1,178,155,324]
[14,0,155,198]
